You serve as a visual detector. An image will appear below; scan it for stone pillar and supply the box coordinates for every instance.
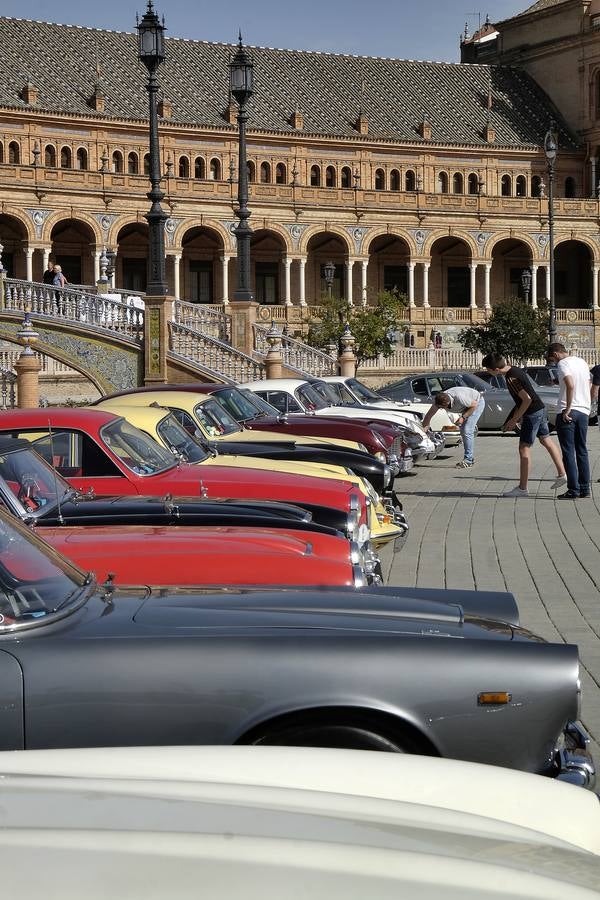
[173,253,182,300]
[422,262,430,308]
[264,322,283,378]
[298,257,307,306]
[470,262,478,308]
[545,266,551,303]
[484,264,491,310]
[593,265,600,310]
[338,324,357,378]
[346,259,354,305]
[221,255,230,304]
[531,264,539,309]
[25,248,33,282]
[283,257,292,306]
[143,295,175,386]
[408,262,415,307]
[361,260,368,306]
[15,353,42,408]
[229,301,259,357]
[42,247,51,271]
[93,251,101,283]
[592,157,598,197]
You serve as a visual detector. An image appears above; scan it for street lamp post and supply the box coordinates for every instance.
[543,126,558,342]
[229,34,254,302]
[137,0,168,296]
[521,267,532,305]
[324,260,335,299]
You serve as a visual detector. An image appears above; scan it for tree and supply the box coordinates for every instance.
[306,290,408,369]
[458,299,549,363]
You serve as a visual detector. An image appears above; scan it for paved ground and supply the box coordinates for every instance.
[380,426,600,761]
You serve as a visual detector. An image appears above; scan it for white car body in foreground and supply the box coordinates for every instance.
[1,746,599,899]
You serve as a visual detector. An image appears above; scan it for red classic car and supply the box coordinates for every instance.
[0,409,369,543]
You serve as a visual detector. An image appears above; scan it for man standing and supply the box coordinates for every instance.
[482,352,566,497]
[546,343,591,499]
[42,262,55,285]
[591,362,599,428]
[422,386,485,468]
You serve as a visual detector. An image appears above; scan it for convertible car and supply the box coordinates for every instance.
[0,506,594,796]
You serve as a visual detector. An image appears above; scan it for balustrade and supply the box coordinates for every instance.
[170,321,264,383]
[253,323,336,377]
[173,299,231,343]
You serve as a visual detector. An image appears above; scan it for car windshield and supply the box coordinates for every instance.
[193,399,240,437]
[346,379,383,403]
[0,507,88,630]
[210,388,262,425]
[296,383,330,410]
[461,373,492,392]
[0,445,72,517]
[156,413,210,463]
[239,389,280,418]
[101,419,176,475]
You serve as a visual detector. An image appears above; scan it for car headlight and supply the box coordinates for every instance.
[375,451,387,462]
[383,464,392,488]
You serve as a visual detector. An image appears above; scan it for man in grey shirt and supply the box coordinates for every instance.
[422,386,485,468]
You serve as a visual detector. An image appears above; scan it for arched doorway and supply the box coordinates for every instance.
[0,215,28,279]
[180,226,224,303]
[490,238,533,305]
[367,234,411,303]
[50,219,97,285]
[116,223,149,292]
[305,232,349,302]
[251,229,287,304]
[429,237,472,307]
[554,241,593,308]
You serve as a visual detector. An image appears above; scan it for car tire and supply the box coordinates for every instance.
[250,722,418,753]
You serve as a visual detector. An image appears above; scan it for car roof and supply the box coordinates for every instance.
[244,379,308,390]
[0,408,119,427]
[96,392,206,412]
[92,403,172,427]
[90,384,224,404]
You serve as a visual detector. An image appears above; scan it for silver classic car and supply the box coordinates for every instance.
[0,507,594,789]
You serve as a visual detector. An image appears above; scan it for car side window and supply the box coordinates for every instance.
[410,378,428,396]
[439,376,460,391]
[168,407,202,438]
[427,377,444,394]
[263,391,301,414]
[33,430,123,477]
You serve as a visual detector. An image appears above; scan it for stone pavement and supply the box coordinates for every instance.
[380,426,600,760]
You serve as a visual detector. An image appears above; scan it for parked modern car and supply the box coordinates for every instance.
[0,505,594,795]
[2,746,599,899]
[380,371,558,430]
[526,364,560,386]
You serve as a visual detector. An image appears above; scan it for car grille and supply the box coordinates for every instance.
[391,435,405,457]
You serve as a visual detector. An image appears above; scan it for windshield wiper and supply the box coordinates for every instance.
[51,576,96,614]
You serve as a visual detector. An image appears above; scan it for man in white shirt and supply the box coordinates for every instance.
[546,343,591,499]
[422,386,485,468]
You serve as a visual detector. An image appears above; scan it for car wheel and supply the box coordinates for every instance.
[250,723,416,753]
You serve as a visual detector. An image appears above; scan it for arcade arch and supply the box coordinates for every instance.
[50,218,97,284]
[116,223,149,293]
[179,225,225,303]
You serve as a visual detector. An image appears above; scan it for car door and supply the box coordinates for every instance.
[31,431,139,496]
[0,649,24,749]
[409,377,431,399]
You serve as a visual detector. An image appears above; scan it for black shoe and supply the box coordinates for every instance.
[579,493,591,499]
[558,491,579,499]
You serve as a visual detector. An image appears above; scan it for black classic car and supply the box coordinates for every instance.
[0,505,594,792]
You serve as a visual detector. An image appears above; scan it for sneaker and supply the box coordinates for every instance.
[550,475,567,490]
[579,493,590,499]
[504,486,529,497]
[455,460,473,468]
[558,490,579,499]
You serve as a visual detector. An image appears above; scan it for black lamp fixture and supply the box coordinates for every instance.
[520,267,532,305]
[137,0,168,296]
[324,260,336,298]
[229,32,254,302]
[543,125,558,342]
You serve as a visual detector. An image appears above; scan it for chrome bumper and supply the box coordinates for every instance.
[555,721,596,790]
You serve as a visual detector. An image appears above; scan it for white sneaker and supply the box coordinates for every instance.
[504,486,529,497]
[551,475,567,489]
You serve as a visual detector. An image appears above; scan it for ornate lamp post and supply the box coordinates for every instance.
[137,0,168,296]
[520,267,532,305]
[324,260,335,298]
[229,33,254,301]
[543,126,558,342]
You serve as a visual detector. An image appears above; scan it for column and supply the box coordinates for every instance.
[220,255,230,304]
[25,248,33,282]
[42,247,50,271]
[592,157,598,197]
[470,262,478,308]
[298,257,307,306]
[408,262,415,307]
[531,264,538,309]
[593,265,599,309]
[484,264,491,309]
[93,251,101,283]
[545,266,551,302]
[346,259,354,305]
[361,260,368,306]
[422,262,430,307]
[283,256,292,305]
[172,254,182,300]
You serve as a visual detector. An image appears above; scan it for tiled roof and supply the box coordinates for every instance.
[519,0,570,14]
[0,16,580,149]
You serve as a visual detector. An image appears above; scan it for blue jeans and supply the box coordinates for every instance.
[460,396,486,463]
[555,410,590,496]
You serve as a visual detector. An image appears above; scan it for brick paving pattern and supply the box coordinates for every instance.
[382,427,600,760]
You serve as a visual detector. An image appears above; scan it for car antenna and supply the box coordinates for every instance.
[47,420,65,526]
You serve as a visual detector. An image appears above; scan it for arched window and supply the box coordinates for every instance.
[8,141,20,165]
[44,144,56,167]
[325,166,336,188]
[468,173,479,194]
[514,175,526,196]
[531,175,543,197]
[112,150,123,174]
[194,156,205,179]
[144,153,151,175]
[374,168,385,190]
[209,158,221,180]
[501,174,512,196]
[178,156,190,178]
[452,172,463,194]
[405,169,416,191]
[127,152,139,174]
[390,169,400,191]
[275,163,286,184]
[310,165,321,186]
[260,161,271,183]
[247,160,255,182]
[341,166,352,188]
[60,146,72,168]
[564,176,576,198]
[76,148,88,170]
[437,171,449,193]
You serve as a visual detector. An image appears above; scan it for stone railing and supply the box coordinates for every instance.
[253,323,336,377]
[173,299,232,343]
[170,320,264,383]
[3,279,144,342]
[0,347,73,375]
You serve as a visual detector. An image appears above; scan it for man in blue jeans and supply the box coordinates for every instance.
[547,343,591,499]
[422,386,485,468]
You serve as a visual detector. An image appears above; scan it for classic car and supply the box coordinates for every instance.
[243,378,439,458]
[91,403,408,551]
[320,375,462,447]
[91,389,396,495]
[379,371,558,430]
[0,409,371,543]
[1,746,599,900]
[0,438,371,588]
[0,506,594,800]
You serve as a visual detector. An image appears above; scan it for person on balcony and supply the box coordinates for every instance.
[42,262,55,285]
